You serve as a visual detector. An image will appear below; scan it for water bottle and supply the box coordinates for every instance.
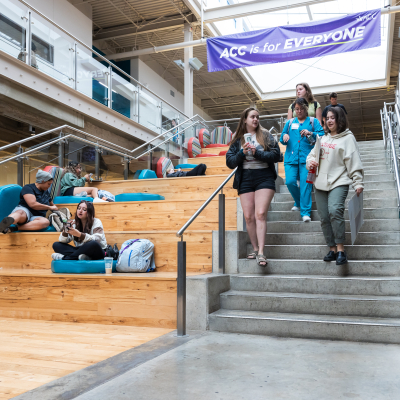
[306,167,316,184]
[306,133,316,146]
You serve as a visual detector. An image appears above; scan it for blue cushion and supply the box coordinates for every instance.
[53,196,93,204]
[51,259,118,274]
[13,224,56,233]
[0,184,22,221]
[133,170,142,179]
[175,164,197,169]
[115,193,165,202]
[138,169,157,179]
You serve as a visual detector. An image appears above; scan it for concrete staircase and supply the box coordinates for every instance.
[209,139,400,344]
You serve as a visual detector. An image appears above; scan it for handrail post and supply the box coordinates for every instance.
[26,11,32,67]
[58,131,64,168]
[107,66,112,109]
[17,146,24,187]
[95,145,100,180]
[147,144,153,170]
[177,237,186,337]
[123,157,129,180]
[219,190,225,274]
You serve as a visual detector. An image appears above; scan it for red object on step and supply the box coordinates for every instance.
[219,150,228,156]
[196,153,219,158]
[306,168,316,184]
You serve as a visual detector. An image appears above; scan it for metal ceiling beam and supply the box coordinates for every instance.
[93,15,195,42]
[204,0,334,24]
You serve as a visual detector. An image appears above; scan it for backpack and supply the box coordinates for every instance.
[48,208,72,232]
[288,117,315,131]
[98,189,115,202]
[116,239,156,273]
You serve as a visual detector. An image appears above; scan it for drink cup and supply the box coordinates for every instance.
[104,257,113,275]
[243,133,252,144]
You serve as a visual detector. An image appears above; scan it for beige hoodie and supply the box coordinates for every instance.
[306,129,364,191]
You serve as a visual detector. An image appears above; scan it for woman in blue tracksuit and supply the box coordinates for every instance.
[280,98,324,222]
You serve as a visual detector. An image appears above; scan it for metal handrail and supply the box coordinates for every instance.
[17,0,190,120]
[383,102,400,214]
[205,113,287,123]
[177,168,237,237]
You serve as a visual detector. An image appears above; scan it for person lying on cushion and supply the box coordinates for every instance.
[167,163,207,177]
[60,162,106,203]
[0,169,58,234]
[52,200,107,261]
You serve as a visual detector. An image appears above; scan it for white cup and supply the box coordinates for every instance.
[244,133,252,143]
[104,257,113,275]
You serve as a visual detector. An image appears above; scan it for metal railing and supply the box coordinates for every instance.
[382,102,400,217]
[175,167,237,337]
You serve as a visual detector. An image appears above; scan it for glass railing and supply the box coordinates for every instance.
[0,0,189,135]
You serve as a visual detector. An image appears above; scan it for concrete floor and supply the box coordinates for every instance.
[66,332,400,400]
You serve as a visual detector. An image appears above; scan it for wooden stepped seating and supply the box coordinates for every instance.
[91,174,237,200]
[0,231,213,273]
[180,166,231,176]
[0,269,179,328]
[201,146,228,155]
[187,156,227,168]
[56,198,238,232]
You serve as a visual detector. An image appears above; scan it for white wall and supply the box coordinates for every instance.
[137,60,212,121]
[19,0,92,46]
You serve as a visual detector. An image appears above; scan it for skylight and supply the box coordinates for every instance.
[207,0,390,99]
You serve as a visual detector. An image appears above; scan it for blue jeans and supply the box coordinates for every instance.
[284,163,313,217]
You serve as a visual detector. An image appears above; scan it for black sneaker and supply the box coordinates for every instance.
[336,251,348,265]
[0,217,15,234]
[323,251,337,262]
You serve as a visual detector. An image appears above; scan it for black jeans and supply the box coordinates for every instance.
[186,163,207,176]
[53,241,105,260]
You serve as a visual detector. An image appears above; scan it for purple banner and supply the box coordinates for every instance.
[207,9,381,72]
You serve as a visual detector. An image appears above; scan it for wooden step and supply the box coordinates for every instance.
[0,269,184,328]
[187,156,226,168]
[181,166,231,176]
[0,231,213,273]
[201,146,228,155]
[92,175,237,200]
[56,198,238,232]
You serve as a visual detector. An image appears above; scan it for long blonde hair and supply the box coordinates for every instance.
[230,107,271,150]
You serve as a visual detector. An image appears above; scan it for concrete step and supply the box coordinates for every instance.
[274,189,397,202]
[230,274,400,296]
[278,180,394,194]
[220,290,400,318]
[260,244,400,260]
[357,140,384,147]
[237,259,400,276]
[208,309,400,344]
[270,197,397,211]
[364,173,393,181]
[267,208,398,222]
[259,231,400,246]
[265,219,400,233]
[361,160,389,167]
[362,166,390,173]
[360,151,386,158]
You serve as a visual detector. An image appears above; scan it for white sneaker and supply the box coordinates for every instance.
[302,216,311,223]
[51,253,64,261]
[93,197,107,203]
[291,206,300,211]
[78,254,92,261]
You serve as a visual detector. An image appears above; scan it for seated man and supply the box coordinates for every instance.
[167,163,207,178]
[0,169,58,234]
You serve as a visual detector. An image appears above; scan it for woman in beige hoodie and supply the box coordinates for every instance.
[306,107,364,265]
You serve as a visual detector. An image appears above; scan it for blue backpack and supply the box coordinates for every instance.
[116,239,156,273]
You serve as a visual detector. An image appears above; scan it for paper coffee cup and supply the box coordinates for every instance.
[244,133,252,143]
[104,257,113,275]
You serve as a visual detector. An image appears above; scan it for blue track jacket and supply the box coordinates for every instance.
[280,117,324,164]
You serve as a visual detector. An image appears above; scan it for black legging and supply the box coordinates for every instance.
[53,241,105,260]
[186,163,207,176]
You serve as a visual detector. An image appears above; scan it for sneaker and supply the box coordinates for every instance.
[323,251,337,262]
[93,197,107,203]
[291,206,300,211]
[336,251,348,265]
[302,216,311,222]
[78,254,92,261]
[51,253,64,261]
[0,217,15,234]
[74,191,87,197]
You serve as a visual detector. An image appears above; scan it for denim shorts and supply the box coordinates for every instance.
[11,206,44,224]
[238,168,276,195]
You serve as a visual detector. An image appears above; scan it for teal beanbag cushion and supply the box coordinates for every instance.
[115,193,165,202]
[0,184,22,221]
[53,196,93,204]
[175,164,197,169]
[51,259,117,274]
[138,169,157,179]
[133,170,142,179]
[11,224,56,233]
